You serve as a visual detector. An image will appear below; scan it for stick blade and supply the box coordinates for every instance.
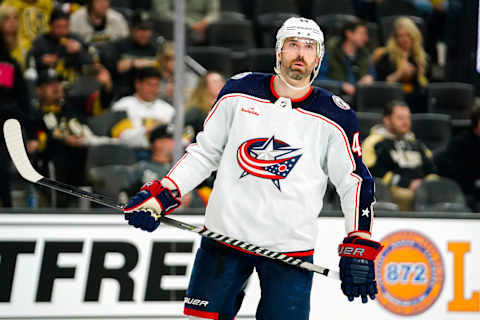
[3,119,43,183]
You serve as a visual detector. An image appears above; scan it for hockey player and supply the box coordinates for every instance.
[123,17,383,319]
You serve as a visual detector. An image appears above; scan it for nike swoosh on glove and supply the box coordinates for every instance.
[123,179,181,232]
[338,236,383,303]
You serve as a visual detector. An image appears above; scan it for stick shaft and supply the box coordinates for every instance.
[3,118,340,280]
[37,176,338,278]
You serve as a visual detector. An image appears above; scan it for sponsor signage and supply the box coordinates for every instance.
[0,214,480,319]
[375,231,444,316]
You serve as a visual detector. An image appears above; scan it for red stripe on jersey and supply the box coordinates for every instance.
[295,108,356,168]
[354,177,360,230]
[218,241,314,257]
[204,93,271,127]
[184,307,219,319]
[270,75,313,102]
[166,153,189,178]
[295,108,363,232]
[283,249,315,257]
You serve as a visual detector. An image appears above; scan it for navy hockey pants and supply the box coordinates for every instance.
[184,237,313,320]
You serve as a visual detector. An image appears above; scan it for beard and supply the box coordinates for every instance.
[282,57,313,81]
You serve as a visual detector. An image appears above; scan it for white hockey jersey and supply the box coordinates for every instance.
[167,73,375,254]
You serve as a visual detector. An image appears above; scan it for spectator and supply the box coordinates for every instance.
[0,29,38,207]
[119,124,207,208]
[322,19,374,98]
[156,41,199,104]
[30,9,92,84]
[121,123,174,196]
[362,100,437,211]
[111,67,175,149]
[34,67,113,121]
[373,16,428,113]
[68,62,114,117]
[70,0,129,44]
[152,0,219,44]
[3,0,53,46]
[0,5,30,69]
[185,71,225,138]
[435,106,480,211]
[34,67,114,205]
[33,69,88,207]
[111,12,159,99]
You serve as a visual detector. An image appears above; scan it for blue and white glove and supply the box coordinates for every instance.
[123,178,181,232]
[338,236,383,303]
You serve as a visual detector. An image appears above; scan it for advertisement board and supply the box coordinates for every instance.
[0,214,479,319]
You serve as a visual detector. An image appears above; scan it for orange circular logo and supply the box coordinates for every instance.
[376,231,444,316]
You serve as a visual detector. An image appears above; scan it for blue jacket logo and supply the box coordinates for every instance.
[237,136,302,190]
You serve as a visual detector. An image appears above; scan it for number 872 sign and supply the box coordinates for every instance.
[375,231,445,316]
[385,262,428,285]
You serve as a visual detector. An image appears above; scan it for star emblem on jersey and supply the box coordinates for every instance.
[362,208,370,217]
[237,136,302,190]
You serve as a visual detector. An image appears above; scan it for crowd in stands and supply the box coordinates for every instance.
[362,100,438,212]
[0,0,478,212]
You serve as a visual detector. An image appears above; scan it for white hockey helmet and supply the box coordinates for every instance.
[274,17,325,89]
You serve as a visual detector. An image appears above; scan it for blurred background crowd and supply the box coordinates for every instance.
[0,0,478,213]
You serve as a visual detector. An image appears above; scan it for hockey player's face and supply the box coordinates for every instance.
[280,37,318,81]
[386,105,411,136]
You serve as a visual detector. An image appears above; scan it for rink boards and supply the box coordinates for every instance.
[0,213,480,320]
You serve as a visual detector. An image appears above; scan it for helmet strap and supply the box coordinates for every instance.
[274,60,320,91]
[274,38,322,91]
[274,66,311,91]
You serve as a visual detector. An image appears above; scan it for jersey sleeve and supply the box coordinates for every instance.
[165,79,237,195]
[326,109,375,238]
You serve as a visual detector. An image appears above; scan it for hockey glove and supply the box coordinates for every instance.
[123,179,181,232]
[338,236,383,303]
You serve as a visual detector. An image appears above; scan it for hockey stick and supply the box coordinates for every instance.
[3,118,340,280]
